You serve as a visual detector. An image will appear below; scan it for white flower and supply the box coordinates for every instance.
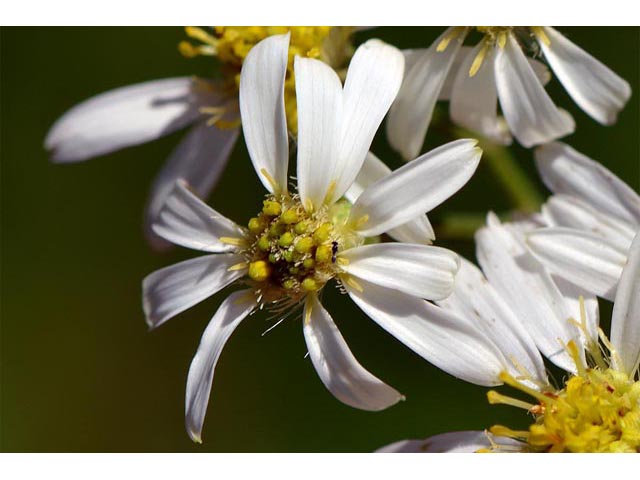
[527,141,640,301]
[388,27,632,160]
[143,34,483,443]
[44,27,355,248]
[378,214,640,453]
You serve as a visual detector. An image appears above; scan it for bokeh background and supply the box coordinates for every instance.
[1,27,638,452]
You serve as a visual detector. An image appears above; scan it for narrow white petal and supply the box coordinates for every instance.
[341,243,459,300]
[142,254,246,329]
[611,233,640,375]
[351,139,481,237]
[303,295,403,411]
[376,431,523,453]
[151,179,247,253]
[144,121,240,249]
[438,46,473,100]
[450,43,511,144]
[438,257,548,386]
[553,275,600,346]
[542,195,636,253]
[535,142,640,226]
[239,33,290,194]
[294,56,343,210]
[387,27,467,160]
[346,278,506,386]
[185,290,257,443]
[495,33,575,147]
[537,27,631,125]
[329,39,405,203]
[344,152,434,244]
[476,215,582,372]
[527,228,628,301]
[45,77,204,162]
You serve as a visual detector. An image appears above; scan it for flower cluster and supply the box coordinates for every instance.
[47,26,637,451]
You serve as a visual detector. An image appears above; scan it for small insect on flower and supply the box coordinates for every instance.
[45,26,358,249]
[387,26,631,160]
[143,33,483,443]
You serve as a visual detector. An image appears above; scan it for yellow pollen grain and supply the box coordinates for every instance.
[248,260,271,282]
[315,244,332,263]
[262,200,282,216]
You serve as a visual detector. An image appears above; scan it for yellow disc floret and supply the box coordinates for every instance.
[242,194,362,305]
[179,26,356,133]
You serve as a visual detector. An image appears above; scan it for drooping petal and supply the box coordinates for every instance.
[542,194,636,253]
[438,257,548,387]
[526,227,628,302]
[142,254,247,329]
[329,39,405,204]
[185,290,257,443]
[239,33,290,194]
[151,179,247,253]
[144,121,240,249]
[494,33,575,147]
[340,243,459,300]
[534,142,640,226]
[45,77,204,162]
[611,232,640,375]
[450,43,511,144]
[351,139,481,237]
[302,294,403,411]
[475,214,582,372]
[536,27,631,125]
[345,278,506,387]
[344,152,434,244]
[376,431,523,453]
[294,56,343,211]
[387,27,467,160]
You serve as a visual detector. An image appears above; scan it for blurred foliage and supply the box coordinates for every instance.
[1,27,638,452]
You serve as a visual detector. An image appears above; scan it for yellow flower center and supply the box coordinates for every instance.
[486,348,640,453]
[179,26,355,133]
[242,194,361,305]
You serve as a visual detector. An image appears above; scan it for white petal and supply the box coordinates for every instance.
[376,431,523,453]
[329,39,405,204]
[142,254,246,329]
[438,46,473,100]
[341,243,459,300]
[526,227,627,301]
[152,179,247,253]
[144,121,240,249]
[344,152,434,244]
[450,43,511,144]
[553,275,600,346]
[303,295,403,411]
[476,215,582,372]
[351,139,481,237]
[185,290,257,443]
[611,232,640,375]
[345,278,506,386]
[438,257,548,387]
[294,56,343,210]
[537,27,631,125]
[45,77,205,162]
[534,142,640,226]
[542,194,636,253]
[239,33,290,194]
[495,33,575,147]
[387,27,467,160]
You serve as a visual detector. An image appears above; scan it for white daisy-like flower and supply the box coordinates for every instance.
[388,27,632,160]
[45,27,356,248]
[378,214,640,453]
[527,141,640,301]
[143,33,484,443]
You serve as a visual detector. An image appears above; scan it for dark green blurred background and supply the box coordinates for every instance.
[1,27,638,452]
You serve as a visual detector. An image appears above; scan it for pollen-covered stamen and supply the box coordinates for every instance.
[242,194,362,305]
[487,366,640,452]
